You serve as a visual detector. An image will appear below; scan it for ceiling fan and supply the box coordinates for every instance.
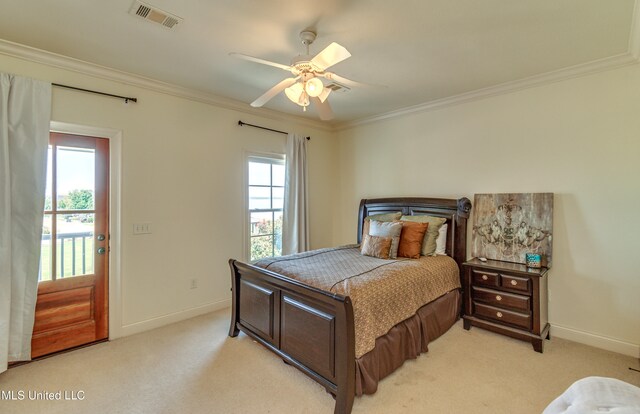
[230,30,370,121]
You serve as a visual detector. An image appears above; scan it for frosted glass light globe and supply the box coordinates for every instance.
[285,82,304,103]
[304,77,324,97]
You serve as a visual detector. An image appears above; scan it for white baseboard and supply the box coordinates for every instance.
[113,308,640,358]
[116,299,231,338]
[551,323,640,358]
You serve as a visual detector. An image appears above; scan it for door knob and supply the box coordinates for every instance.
[97,234,106,241]
[97,247,106,255]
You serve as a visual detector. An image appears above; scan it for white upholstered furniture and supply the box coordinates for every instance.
[544,377,640,414]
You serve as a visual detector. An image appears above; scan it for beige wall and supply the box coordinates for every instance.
[0,52,338,335]
[2,45,638,356]
[335,64,640,355]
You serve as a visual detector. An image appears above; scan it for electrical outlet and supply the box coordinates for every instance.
[190,278,198,289]
[133,223,152,235]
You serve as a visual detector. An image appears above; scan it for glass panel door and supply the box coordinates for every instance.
[32,132,109,358]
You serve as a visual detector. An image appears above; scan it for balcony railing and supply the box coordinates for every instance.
[41,231,93,279]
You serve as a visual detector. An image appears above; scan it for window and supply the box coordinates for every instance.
[41,141,99,281]
[247,155,285,261]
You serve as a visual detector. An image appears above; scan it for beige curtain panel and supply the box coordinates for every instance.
[282,133,309,255]
[0,73,51,373]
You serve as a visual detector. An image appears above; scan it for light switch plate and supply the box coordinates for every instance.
[133,223,152,235]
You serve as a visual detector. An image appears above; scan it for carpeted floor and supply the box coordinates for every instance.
[1,308,638,414]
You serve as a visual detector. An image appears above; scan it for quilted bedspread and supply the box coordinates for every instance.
[254,245,460,358]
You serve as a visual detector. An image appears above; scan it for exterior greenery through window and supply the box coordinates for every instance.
[248,156,285,261]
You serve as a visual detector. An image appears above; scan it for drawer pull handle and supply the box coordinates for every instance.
[496,312,503,318]
[496,295,502,301]
[482,275,488,281]
[510,280,518,286]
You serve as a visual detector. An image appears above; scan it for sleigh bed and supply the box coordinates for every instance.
[228,197,472,414]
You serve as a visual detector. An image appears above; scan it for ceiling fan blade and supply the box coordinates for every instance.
[229,52,292,71]
[310,42,351,71]
[318,87,331,103]
[251,78,298,107]
[322,72,384,89]
[311,97,334,121]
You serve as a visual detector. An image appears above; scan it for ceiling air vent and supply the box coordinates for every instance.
[129,1,183,30]
[325,82,350,92]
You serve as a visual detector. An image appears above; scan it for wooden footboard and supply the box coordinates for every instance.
[229,259,356,414]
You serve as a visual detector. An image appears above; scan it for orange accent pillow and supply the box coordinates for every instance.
[397,221,429,259]
[360,234,393,259]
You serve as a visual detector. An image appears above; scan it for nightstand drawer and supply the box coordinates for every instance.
[500,274,530,293]
[471,269,499,287]
[474,302,531,330]
[472,286,530,312]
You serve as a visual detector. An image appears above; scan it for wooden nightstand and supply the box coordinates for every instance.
[462,258,550,352]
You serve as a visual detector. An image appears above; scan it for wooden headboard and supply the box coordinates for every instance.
[357,197,472,268]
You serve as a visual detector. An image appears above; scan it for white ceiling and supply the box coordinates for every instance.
[0,0,637,125]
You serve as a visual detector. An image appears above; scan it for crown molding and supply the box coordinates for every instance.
[0,39,333,132]
[2,16,639,135]
[336,52,639,131]
[337,0,640,131]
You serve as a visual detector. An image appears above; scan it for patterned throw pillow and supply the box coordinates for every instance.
[397,221,429,259]
[368,220,403,259]
[360,234,393,259]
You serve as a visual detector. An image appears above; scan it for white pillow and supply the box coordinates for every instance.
[434,223,448,255]
[369,220,403,259]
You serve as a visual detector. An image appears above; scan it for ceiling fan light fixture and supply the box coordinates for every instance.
[298,91,310,107]
[285,82,304,104]
[304,77,324,97]
[232,29,361,120]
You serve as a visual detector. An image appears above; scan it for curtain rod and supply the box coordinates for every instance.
[52,83,137,103]
[237,120,310,140]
